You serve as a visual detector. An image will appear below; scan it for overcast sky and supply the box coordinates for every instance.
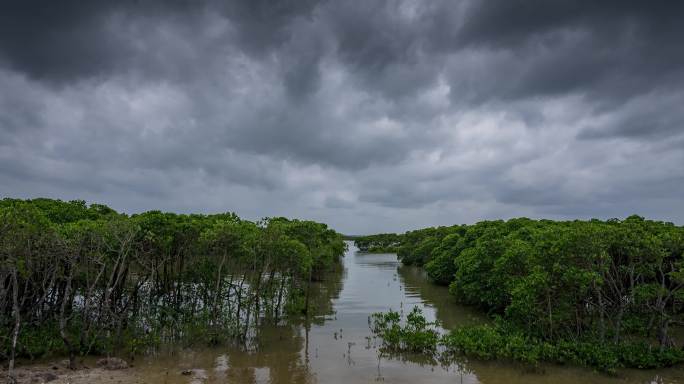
[1,1,683,234]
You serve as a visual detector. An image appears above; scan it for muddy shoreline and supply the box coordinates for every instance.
[1,359,138,384]
[2,357,223,384]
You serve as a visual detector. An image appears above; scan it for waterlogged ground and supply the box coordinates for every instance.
[11,243,684,383]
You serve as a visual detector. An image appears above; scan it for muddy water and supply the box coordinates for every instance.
[133,243,684,383]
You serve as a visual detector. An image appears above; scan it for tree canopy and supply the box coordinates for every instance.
[0,198,346,370]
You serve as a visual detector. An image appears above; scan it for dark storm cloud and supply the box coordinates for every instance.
[0,0,207,82]
[577,92,684,140]
[222,0,322,55]
[0,1,124,81]
[444,1,684,106]
[0,0,320,85]
[1,0,684,233]
[4,0,684,107]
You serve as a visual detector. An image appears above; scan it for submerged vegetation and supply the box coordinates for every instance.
[360,216,684,371]
[0,198,345,372]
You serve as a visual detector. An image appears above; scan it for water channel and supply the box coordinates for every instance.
[132,242,684,383]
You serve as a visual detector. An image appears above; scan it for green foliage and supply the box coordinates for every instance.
[0,197,118,223]
[397,226,459,266]
[424,233,462,284]
[354,233,402,253]
[367,215,684,370]
[369,309,684,373]
[371,307,440,353]
[8,324,66,359]
[0,197,346,362]
[442,324,684,373]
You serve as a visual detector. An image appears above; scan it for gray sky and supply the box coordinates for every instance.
[1,0,683,234]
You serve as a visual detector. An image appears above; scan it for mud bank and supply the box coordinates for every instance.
[1,358,140,384]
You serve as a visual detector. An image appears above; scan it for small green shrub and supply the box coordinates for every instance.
[371,307,440,354]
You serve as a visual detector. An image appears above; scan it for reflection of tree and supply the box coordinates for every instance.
[388,265,486,377]
[226,260,346,384]
[311,262,346,321]
[397,265,487,329]
[227,324,313,384]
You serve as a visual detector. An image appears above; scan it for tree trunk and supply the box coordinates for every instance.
[596,285,606,342]
[275,275,286,323]
[613,305,624,344]
[8,270,21,383]
[59,263,76,369]
[658,318,674,350]
[304,268,313,316]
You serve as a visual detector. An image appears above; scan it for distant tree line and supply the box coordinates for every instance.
[358,216,684,370]
[0,198,345,374]
[353,233,402,253]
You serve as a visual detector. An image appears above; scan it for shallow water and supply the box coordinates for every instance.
[133,243,684,383]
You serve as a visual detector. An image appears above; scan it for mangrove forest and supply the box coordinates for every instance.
[3,198,684,381]
[358,216,684,372]
[0,198,345,378]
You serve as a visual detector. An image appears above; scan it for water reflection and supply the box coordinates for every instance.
[397,264,488,329]
[133,243,684,384]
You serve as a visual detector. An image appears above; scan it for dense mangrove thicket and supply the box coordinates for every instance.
[0,198,345,371]
[358,216,684,371]
[353,233,402,253]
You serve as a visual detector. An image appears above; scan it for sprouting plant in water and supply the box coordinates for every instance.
[370,307,440,354]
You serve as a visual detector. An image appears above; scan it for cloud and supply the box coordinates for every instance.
[1,0,683,234]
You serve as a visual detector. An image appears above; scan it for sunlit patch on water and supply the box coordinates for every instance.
[254,367,270,383]
[213,354,228,381]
